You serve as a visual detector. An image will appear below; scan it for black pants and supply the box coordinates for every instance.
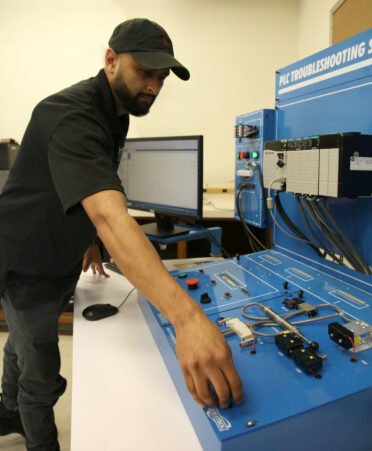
[1,289,72,451]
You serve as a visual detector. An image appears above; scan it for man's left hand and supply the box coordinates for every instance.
[82,244,110,277]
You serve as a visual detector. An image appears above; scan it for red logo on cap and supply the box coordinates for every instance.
[163,37,168,47]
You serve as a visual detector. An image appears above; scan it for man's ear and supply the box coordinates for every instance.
[105,48,119,76]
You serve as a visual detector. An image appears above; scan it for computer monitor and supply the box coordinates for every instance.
[118,135,203,238]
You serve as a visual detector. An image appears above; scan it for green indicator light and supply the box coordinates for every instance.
[236,152,240,159]
[178,272,187,279]
[311,135,319,139]
[252,151,259,159]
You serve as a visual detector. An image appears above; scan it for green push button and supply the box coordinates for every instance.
[178,272,187,278]
[252,151,259,159]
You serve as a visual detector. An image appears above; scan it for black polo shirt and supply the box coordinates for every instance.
[0,69,129,306]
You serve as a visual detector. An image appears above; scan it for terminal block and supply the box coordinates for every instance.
[235,124,258,139]
[218,318,255,347]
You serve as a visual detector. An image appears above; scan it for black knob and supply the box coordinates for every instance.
[309,341,319,351]
[282,281,289,290]
[297,290,304,298]
[200,293,211,304]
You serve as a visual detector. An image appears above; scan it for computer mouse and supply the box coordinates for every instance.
[82,303,119,321]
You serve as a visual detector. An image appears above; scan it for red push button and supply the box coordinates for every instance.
[186,278,199,290]
[224,292,231,298]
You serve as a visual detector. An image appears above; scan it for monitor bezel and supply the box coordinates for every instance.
[121,135,203,222]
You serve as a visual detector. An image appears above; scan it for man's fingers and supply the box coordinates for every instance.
[183,371,206,409]
[221,362,243,405]
[82,258,89,272]
[208,371,232,409]
[190,369,219,408]
[96,263,110,278]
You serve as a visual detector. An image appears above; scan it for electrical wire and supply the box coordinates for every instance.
[309,199,365,273]
[269,208,313,244]
[117,287,137,309]
[301,197,343,264]
[348,336,357,362]
[294,194,330,257]
[241,302,352,337]
[266,178,313,245]
[275,192,321,255]
[318,199,371,275]
[236,184,267,252]
[249,162,271,247]
[174,215,232,259]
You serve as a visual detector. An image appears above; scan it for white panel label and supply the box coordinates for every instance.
[350,156,372,171]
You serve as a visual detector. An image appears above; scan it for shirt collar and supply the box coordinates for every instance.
[94,69,128,137]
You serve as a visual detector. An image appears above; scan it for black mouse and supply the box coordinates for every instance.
[82,303,119,321]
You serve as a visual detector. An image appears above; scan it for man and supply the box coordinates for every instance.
[0,18,242,450]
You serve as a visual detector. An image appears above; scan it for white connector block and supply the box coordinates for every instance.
[223,318,255,343]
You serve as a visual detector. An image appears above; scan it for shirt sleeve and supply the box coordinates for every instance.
[48,112,125,214]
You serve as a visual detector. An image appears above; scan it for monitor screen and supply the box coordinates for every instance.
[118,135,203,237]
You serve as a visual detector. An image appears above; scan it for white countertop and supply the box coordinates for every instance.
[129,192,234,219]
[71,269,202,451]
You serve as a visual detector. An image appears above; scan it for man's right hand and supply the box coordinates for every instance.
[175,310,243,409]
[81,190,243,409]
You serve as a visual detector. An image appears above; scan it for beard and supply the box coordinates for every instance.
[112,71,156,117]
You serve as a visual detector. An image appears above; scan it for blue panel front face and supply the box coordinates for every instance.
[235,109,275,228]
[142,252,372,449]
[272,28,372,269]
[275,28,372,107]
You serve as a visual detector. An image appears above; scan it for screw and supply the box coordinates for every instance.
[246,420,257,428]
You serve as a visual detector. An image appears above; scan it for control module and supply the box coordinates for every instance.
[263,132,372,197]
[139,250,372,450]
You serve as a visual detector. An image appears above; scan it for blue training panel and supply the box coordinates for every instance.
[139,29,372,451]
[139,252,372,450]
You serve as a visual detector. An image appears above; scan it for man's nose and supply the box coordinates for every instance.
[146,77,161,96]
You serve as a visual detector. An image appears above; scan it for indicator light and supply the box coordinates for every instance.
[252,151,259,159]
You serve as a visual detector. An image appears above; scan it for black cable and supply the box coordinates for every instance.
[275,192,321,256]
[302,197,343,265]
[251,163,271,247]
[236,184,267,252]
[236,187,261,253]
[309,199,364,273]
[175,215,232,259]
[294,194,330,258]
[318,199,371,275]
[117,287,137,309]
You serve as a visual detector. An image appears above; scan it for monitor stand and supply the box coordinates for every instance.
[140,214,190,238]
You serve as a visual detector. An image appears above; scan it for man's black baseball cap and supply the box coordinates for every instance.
[109,18,190,81]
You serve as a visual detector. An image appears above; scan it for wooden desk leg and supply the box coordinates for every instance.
[177,220,187,258]
[177,240,187,259]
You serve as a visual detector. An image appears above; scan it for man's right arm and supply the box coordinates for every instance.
[81,189,243,409]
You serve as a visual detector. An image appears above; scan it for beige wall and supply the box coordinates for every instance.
[0,0,337,185]
[298,0,337,59]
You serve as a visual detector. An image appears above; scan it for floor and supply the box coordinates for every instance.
[0,332,73,451]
